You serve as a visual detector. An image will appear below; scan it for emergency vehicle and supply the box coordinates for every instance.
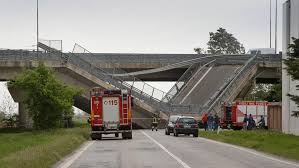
[90,88,133,140]
[221,101,268,130]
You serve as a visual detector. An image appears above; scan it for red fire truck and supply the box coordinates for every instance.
[90,88,133,140]
[221,101,268,130]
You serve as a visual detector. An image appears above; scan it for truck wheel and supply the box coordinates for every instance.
[122,133,127,139]
[97,134,102,140]
[115,133,119,138]
[193,133,198,137]
[127,132,132,139]
[91,134,97,140]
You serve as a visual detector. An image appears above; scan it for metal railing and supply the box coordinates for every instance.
[0,48,63,62]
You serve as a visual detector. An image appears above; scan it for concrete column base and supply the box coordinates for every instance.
[8,87,33,128]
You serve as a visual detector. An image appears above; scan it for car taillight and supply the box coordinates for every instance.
[192,124,198,128]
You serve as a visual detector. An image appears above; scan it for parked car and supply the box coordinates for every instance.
[165,115,180,135]
[173,116,198,137]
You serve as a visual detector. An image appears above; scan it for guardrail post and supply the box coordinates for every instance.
[150,88,154,100]
[175,84,179,92]
[140,83,145,94]
[131,77,135,90]
[160,92,165,102]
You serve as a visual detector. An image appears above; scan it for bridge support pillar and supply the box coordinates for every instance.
[8,87,33,128]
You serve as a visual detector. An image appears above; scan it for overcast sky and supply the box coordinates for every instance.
[0,0,287,114]
[0,0,285,53]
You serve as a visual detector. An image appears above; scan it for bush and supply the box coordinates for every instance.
[2,113,19,128]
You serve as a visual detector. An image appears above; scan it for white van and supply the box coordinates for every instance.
[247,48,275,55]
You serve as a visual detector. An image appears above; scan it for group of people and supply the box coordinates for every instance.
[202,113,220,131]
[202,113,266,131]
[243,114,266,130]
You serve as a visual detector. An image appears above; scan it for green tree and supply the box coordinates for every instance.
[267,83,282,102]
[284,37,299,117]
[194,47,205,54]
[10,64,82,129]
[194,27,245,54]
[245,84,271,101]
[2,113,18,127]
[245,83,282,102]
[0,111,5,126]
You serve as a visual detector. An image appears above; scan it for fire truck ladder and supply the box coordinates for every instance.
[122,95,129,125]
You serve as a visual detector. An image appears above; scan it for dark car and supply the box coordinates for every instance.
[165,115,180,135]
[173,116,198,137]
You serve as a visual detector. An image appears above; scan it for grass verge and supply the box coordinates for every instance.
[200,130,299,161]
[0,127,90,168]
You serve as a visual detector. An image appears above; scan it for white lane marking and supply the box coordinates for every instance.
[141,130,191,168]
[180,66,213,104]
[198,137,299,167]
[57,141,95,168]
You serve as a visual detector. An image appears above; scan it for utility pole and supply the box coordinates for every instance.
[270,0,272,48]
[275,0,278,53]
[37,0,39,56]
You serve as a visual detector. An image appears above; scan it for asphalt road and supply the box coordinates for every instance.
[57,130,299,168]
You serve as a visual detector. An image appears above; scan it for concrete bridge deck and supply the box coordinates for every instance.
[0,50,281,81]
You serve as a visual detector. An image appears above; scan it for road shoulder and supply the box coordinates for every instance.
[52,141,95,168]
[198,136,299,167]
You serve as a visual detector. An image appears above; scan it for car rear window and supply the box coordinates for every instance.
[178,118,196,124]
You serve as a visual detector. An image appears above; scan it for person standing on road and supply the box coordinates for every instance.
[214,114,220,131]
[202,113,208,131]
[243,114,248,130]
[207,113,214,131]
[152,115,158,131]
